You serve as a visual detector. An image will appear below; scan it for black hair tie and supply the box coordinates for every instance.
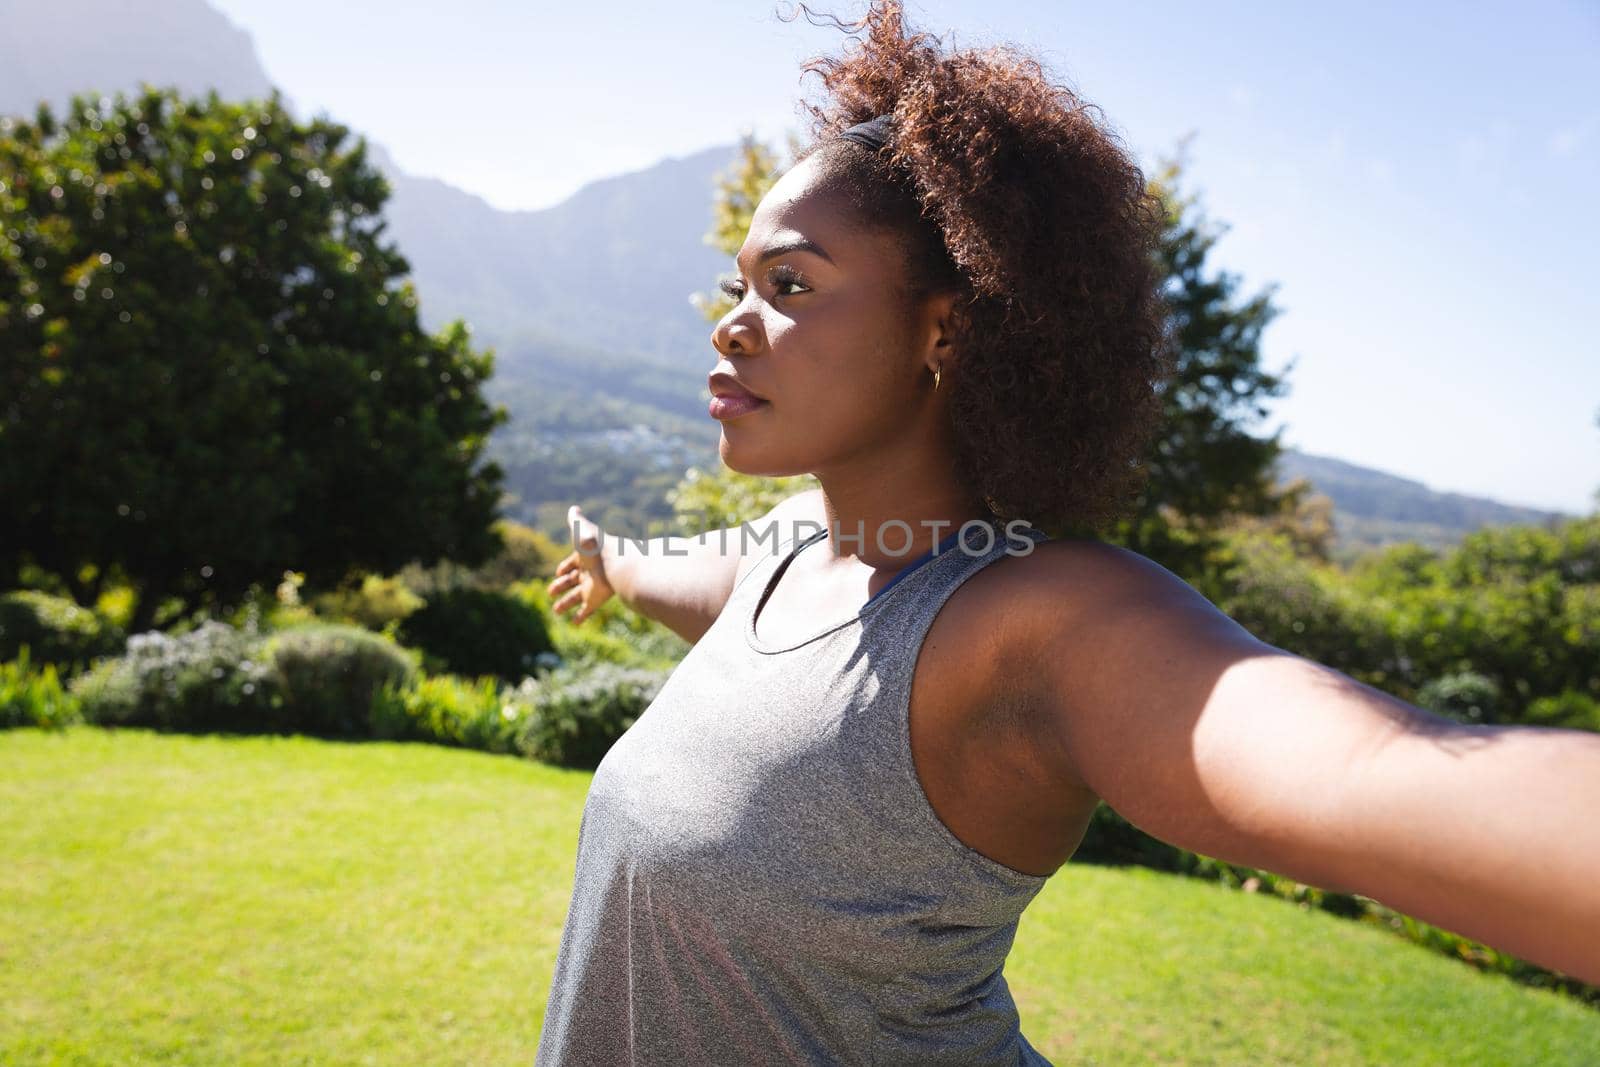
[836,113,894,152]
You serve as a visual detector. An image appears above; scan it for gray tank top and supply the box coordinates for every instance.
[535,517,1057,1066]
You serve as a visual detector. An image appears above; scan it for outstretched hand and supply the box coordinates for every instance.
[547,504,614,625]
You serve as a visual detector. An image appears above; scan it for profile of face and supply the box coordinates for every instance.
[708,152,956,479]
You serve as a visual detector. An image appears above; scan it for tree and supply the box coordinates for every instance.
[673,133,1294,576]
[1105,135,1297,576]
[687,132,782,327]
[0,87,506,628]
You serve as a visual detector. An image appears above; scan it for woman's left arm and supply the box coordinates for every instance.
[1025,540,1600,983]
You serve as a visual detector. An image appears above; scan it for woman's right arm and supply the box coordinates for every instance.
[548,489,823,644]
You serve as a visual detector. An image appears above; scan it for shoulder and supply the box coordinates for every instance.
[949,536,1271,790]
[993,535,1266,682]
[979,535,1208,636]
[922,535,1170,662]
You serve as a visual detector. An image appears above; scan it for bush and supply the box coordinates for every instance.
[1523,690,1600,733]
[311,574,425,632]
[398,588,554,681]
[69,620,281,732]
[470,520,565,588]
[1416,671,1502,725]
[369,674,523,754]
[1206,530,1394,690]
[514,662,667,769]
[0,591,124,672]
[512,579,688,671]
[264,624,416,737]
[1,648,84,729]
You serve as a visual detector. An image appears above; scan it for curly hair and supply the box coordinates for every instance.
[784,1,1175,535]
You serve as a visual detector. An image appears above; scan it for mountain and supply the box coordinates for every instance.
[381,145,737,369]
[0,0,273,109]
[1273,449,1572,554]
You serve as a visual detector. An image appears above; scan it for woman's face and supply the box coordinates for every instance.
[709,152,944,478]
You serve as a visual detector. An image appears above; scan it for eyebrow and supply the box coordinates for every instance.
[738,237,836,270]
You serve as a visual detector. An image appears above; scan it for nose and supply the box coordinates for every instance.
[710,307,763,358]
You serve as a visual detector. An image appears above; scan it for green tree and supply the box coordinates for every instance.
[0,87,506,628]
[674,134,1294,567]
[688,132,782,326]
[1105,137,1295,577]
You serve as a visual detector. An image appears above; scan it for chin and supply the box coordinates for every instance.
[717,433,810,479]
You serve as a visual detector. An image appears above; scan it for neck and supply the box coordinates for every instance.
[805,431,991,573]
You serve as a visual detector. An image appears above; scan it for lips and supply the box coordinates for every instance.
[709,392,767,420]
[708,372,769,421]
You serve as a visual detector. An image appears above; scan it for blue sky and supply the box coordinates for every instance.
[207,0,1599,513]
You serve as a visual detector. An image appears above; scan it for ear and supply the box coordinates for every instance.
[917,289,962,372]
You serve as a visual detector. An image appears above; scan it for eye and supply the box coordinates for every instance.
[718,266,811,302]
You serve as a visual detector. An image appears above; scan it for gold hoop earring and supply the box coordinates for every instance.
[933,363,942,391]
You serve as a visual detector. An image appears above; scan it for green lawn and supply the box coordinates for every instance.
[2,728,1595,1066]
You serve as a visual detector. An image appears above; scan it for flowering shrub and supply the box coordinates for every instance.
[69,620,280,731]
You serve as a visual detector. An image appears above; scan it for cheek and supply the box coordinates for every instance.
[761,289,922,435]
[767,305,905,386]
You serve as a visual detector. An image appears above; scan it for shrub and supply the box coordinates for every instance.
[1416,671,1502,725]
[513,579,688,671]
[398,588,554,681]
[514,662,667,769]
[311,574,425,632]
[1523,690,1600,733]
[1207,530,1394,690]
[212,584,318,635]
[94,583,137,631]
[369,674,523,754]
[69,620,281,731]
[1,648,84,729]
[471,519,565,588]
[264,624,416,737]
[0,591,124,672]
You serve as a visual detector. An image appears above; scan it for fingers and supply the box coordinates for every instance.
[551,588,598,626]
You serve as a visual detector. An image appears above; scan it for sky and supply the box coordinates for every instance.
[206,0,1600,513]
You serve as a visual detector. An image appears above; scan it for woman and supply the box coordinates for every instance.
[534,4,1600,1063]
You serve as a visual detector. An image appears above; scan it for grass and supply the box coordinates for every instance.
[2,727,1595,1066]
